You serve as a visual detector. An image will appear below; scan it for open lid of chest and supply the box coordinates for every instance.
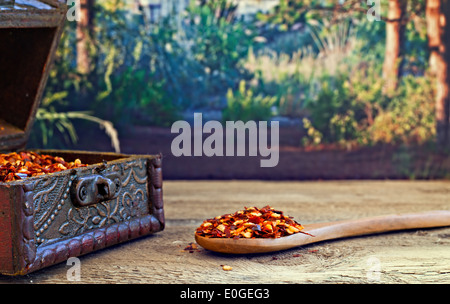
[0,0,67,151]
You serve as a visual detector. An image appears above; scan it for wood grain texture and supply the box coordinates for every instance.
[1,180,449,284]
[0,185,15,274]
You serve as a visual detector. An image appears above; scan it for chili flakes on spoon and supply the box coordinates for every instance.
[196,206,310,239]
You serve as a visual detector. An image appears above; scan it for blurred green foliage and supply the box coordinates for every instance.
[222,80,276,122]
[34,0,436,150]
[184,0,255,96]
[301,64,435,147]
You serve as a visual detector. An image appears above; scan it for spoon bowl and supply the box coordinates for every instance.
[195,210,450,254]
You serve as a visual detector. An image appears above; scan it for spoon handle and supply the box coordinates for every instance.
[302,210,450,245]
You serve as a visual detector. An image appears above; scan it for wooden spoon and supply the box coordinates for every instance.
[195,210,450,254]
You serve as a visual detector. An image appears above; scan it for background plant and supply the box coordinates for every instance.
[32,0,439,152]
[222,80,276,122]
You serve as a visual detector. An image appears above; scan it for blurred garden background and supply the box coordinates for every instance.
[28,0,450,179]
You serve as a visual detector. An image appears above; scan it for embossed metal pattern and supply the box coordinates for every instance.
[32,158,150,246]
[11,154,164,275]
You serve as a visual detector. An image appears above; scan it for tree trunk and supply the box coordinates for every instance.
[382,0,407,94]
[76,0,94,74]
[435,0,450,148]
[426,0,442,76]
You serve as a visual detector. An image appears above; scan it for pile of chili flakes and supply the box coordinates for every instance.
[0,151,87,182]
[196,206,310,239]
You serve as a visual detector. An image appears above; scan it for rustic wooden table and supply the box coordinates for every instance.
[1,180,449,284]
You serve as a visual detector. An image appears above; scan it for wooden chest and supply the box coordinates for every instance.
[0,0,164,275]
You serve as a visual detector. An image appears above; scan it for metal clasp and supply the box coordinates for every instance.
[70,173,121,207]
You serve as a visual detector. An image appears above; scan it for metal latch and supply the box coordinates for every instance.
[70,173,122,207]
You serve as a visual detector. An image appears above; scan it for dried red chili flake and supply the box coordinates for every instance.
[196,206,309,239]
[0,151,87,182]
[183,242,201,253]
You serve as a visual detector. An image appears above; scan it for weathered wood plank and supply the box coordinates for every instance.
[1,180,449,284]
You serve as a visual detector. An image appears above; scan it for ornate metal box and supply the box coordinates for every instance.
[0,1,164,275]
